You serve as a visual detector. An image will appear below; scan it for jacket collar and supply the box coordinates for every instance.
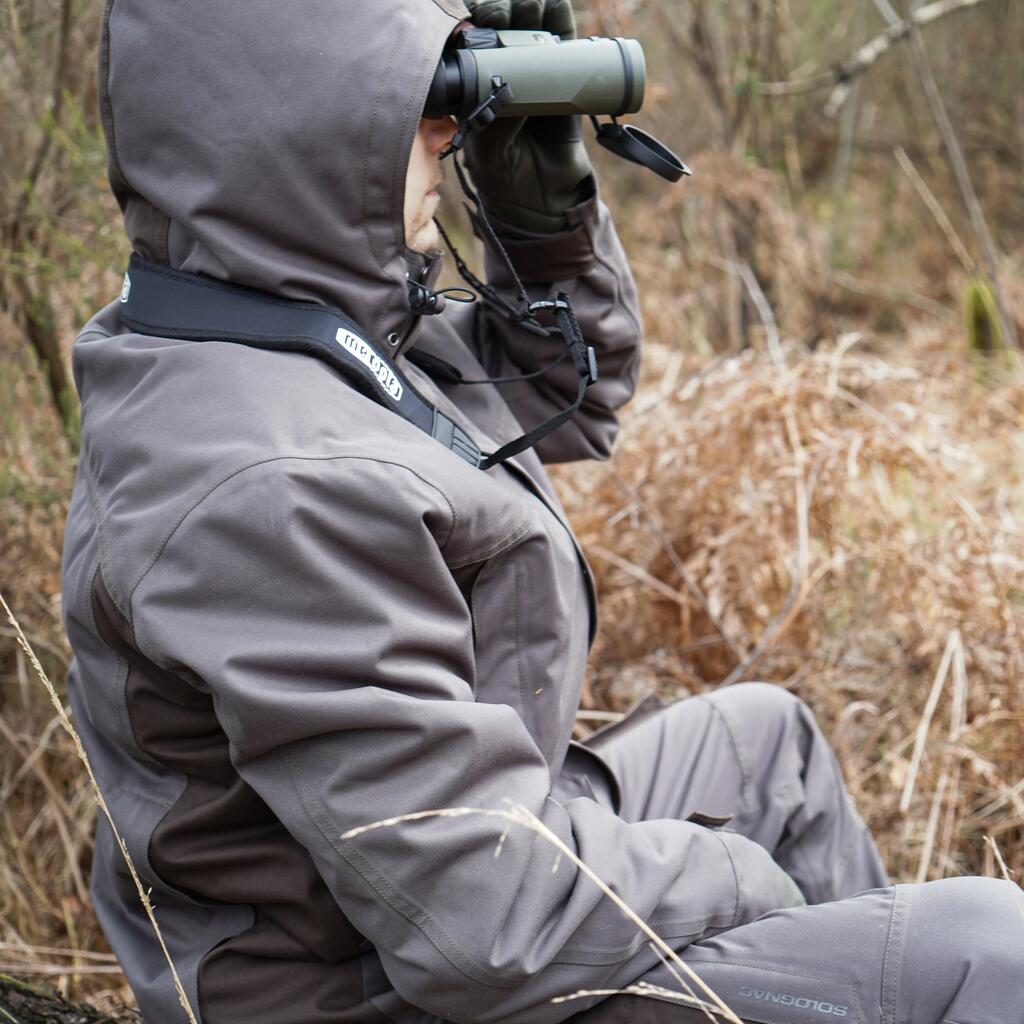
[392,248,445,357]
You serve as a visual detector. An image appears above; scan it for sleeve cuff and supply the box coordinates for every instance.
[476,191,600,285]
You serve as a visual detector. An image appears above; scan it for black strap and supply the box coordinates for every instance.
[478,295,596,470]
[434,217,524,326]
[440,78,549,339]
[434,79,599,467]
[118,256,483,468]
[117,75,601,473]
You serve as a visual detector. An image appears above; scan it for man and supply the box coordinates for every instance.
[62,1,1022,1023]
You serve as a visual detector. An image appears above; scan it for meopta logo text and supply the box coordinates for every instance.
[335,329,403,401]
[739,986,848,1017]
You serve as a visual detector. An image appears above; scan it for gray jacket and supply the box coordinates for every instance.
[63,2,796,1022]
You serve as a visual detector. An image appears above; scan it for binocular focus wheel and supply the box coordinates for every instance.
[596,123,691,183]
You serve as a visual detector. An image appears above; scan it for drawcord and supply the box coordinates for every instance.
[433,218,524,326]
[430,76,598,470]
[478,295,594,470]
[407,279,476,316]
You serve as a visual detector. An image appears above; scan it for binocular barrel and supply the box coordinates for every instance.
[425,31,646,121]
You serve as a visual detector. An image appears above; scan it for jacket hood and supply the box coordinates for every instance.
[100,0,467,345]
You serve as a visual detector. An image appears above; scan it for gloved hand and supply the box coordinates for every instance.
[463,0,595,235]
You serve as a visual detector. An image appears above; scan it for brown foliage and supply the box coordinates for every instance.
[558,331,1023,881]
[1,0,1022,1014]
[0,975,139,1023]
[0,315,135,1008]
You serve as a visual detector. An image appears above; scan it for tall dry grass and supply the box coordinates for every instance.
[558,329,1023,882]
[0,316,139,1017]
[2,302,1021,1014]
[1,0,1022,1015]
[552,147,1024,884]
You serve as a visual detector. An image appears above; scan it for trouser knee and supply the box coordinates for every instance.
[905,876,1024,962]
[712,681,808,721]
[703,681,817,785]
[897,876,1024,1020]
[705,682,813,756]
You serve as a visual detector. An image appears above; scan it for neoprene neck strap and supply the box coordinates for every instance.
[118,256,483,467]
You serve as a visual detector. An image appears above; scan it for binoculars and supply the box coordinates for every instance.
[425,28,688,182]
[426,28,646,120]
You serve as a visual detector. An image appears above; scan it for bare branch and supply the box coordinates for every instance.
[696,253,784,366]
[756,0,992,111]
[894,146,975,276]
[10,0,73,240]
[832,270,953,320]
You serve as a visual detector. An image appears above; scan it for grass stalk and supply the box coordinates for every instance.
[0,591,198,1024]
[342,802,744,1024]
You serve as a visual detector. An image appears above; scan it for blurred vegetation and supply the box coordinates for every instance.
[1,0,127,448]
[1,0,1022,1014]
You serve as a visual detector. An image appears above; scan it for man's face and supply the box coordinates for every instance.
[404,116,457,254]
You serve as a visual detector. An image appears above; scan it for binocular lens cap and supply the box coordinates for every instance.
[596,123,691,183]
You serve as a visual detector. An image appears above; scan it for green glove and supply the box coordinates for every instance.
[466,0,575,38]
[463,0,595,235]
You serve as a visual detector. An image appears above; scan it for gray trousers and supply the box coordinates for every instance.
[574,683,1024,1024]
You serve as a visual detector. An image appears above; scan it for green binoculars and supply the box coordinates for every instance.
[426,28,645,120]
[425,28,689,182]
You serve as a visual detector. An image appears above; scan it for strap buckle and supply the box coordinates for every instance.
[527,298,571,316]
[529,298,599,385]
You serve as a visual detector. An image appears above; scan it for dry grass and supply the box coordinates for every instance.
[557,328,1023,882]
[1,138,1023,1022]
[0,587,199,1023]
[2,308,1021,1017]
[0,314,136,1016]
[342,802,742,1024]
[1,2,1021,1018]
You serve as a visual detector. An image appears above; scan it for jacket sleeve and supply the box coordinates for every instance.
[450,192,643,465]
[132,455,795,1024]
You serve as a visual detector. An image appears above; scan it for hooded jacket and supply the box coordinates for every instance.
[62,3,796,1022]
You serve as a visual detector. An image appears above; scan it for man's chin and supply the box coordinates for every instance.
[408,224,442,255]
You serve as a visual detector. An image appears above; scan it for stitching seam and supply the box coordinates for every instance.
[712,829,743,929]
[447,521,533,569]
[881,887,905,1024]
[703,696,755,813]
[512,562,525,718]
[127,454,460,611]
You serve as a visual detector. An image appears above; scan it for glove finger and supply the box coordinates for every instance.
[508,0,544,29]
[542,0,576,39]
[467,0,511,28]
[471,118,527,162]
[463,114,528,177]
